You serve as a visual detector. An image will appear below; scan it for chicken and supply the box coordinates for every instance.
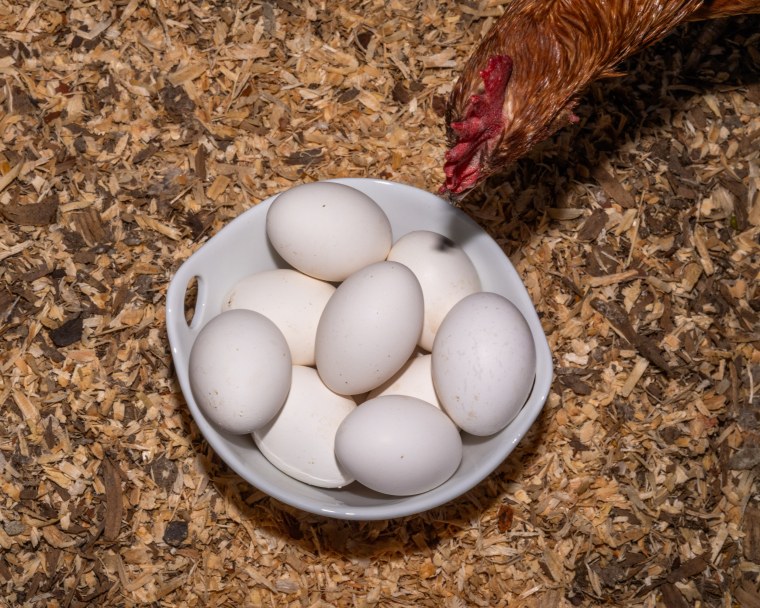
[441,0,760,197]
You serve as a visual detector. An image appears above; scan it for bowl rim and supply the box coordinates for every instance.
[166,177,553,520]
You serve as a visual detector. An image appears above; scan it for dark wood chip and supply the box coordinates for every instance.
[11,86,38,114]
[1,199,58,226]
[337,87,360,103]
[163,520,188,547]
[660,582,690,608]
[49,316,83,347]
[569,437,589,452]
[729,447,760,470]
[35,334,66,363]
[133,143,159,165]
[432,94,447,117]
[283,148,324,166]
[392,81,412,105]
[497,504,514,532]
[43,417,56,449]
[592,166,636,208]
[743,505,760,564]
[194,145,207,181]
[160,84,196,122]
[70,208,111,246]
[19,264,54,283]
[273,0,303,16]
[355,30,373,51]
[585,244,620,276]
[577,208,609,241]
[690,106,707,130]
[102,458,123,542]
[149,455,178,491]
[591,298,672,374]
[559,374,592,395]
[734,583,760,608]
[667,555,708,583]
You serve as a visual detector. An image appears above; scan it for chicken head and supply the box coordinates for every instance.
[440,0,760,200]
[441,55,513,197]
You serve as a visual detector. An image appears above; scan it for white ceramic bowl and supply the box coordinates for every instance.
[166,178,552,520]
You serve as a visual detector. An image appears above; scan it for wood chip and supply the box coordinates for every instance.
[49,316,84,348]
[593,166,637,208]
[13,389,40,424]
[620,357,650,398]
[0,241,32,263]
[587,268,641,288]
[206,175,231,201]
[41,525,77,549]
[70,208,110,246]
[0,161,22,192]
[660,582,690,608]
[667,554,708,583]
[548,207,585,220]
[591,298,672,374]
[0,199,58,226]
[743,504,760,564]
[734,585,760,608]
[168,63,208,86]
[577,208,609,241]
[692,225,715,276]
[102,458,123,542]
[680,262,703,292]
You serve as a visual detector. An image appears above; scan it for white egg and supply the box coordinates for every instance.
[432,292,536,436]
[266,181,392,282]
[367,354,441,409]
[253,366,356,488]
[189,309,291,434]
[223,269,335,366]
[315,261,423,395]
[335,395,462,496]
[387,230,481,351]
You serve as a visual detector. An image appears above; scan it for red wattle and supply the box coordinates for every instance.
[442,55,513,195]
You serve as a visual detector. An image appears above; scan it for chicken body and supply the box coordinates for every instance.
[441,0,760,196]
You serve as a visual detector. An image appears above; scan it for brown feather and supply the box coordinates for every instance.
[689,0,760,19]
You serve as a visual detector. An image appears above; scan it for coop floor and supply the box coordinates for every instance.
[0,3,759,608]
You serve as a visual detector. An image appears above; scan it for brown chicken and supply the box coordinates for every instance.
[441,0,760,197]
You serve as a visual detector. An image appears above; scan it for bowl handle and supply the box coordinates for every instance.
[166,263,210,358]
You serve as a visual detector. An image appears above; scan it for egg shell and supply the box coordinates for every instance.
[223,269,335,366]
[315,261,424,395]
[265,181,392,282]
[367,354,441,409]
[253,366,356,488]
[432,292,536,436]
[189,309,292,434]
[335,395,463,496]
[387,230,481,351]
